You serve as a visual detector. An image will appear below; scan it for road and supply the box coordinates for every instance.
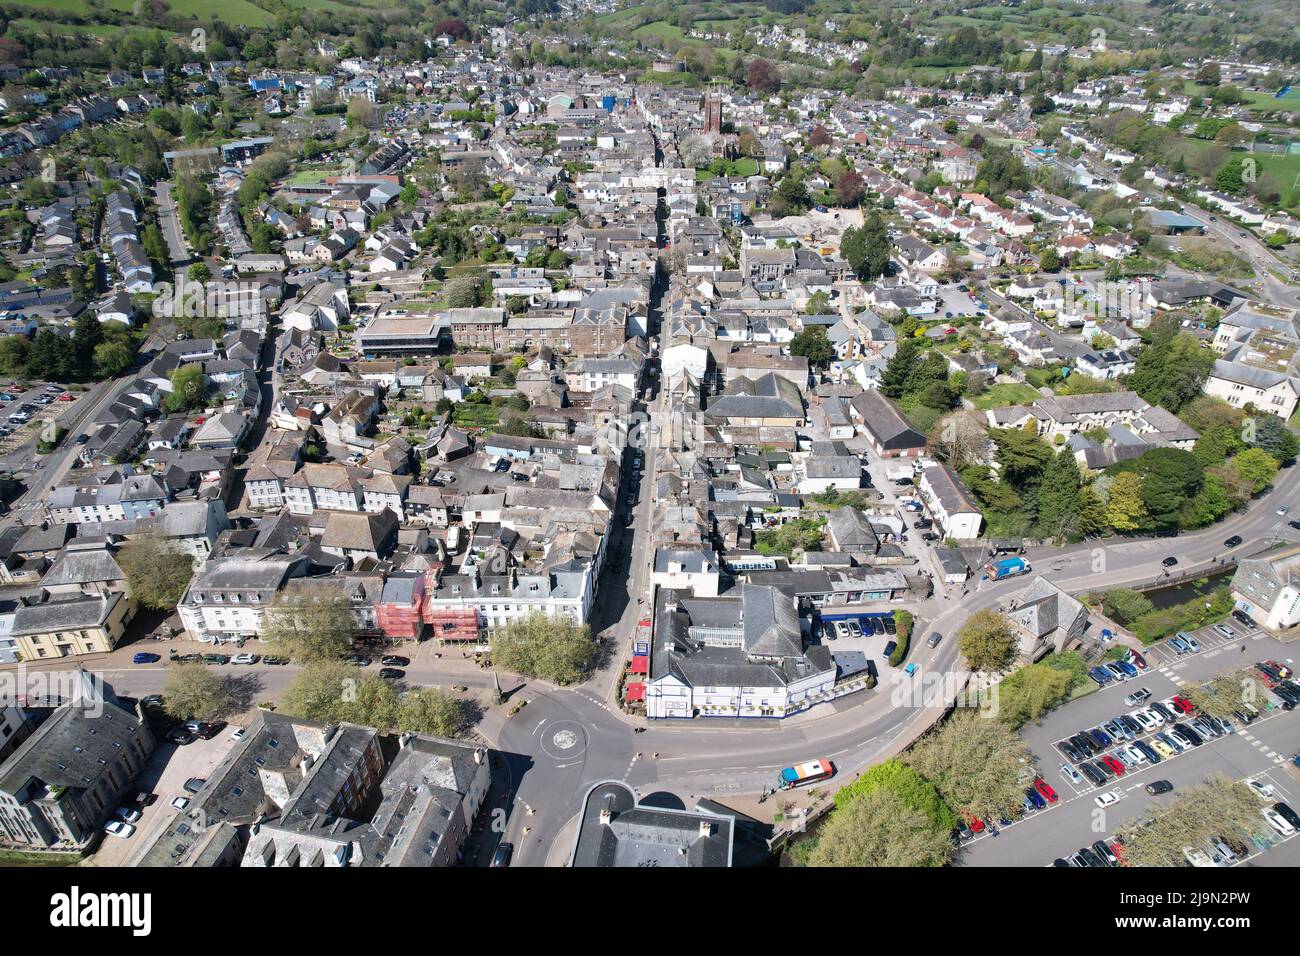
[154,182,192,268]
[1175,202,1300,310]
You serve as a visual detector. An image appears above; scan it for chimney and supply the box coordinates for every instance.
[698,819,714,838]
[599,808,613,827]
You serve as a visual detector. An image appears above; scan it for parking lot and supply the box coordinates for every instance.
[0,382,83,455]
[88,725,241,866]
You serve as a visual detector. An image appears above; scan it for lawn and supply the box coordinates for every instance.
[4,0,275,25]
[970,382,1041,410]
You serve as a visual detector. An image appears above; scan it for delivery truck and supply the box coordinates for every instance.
[984,556,1031,581]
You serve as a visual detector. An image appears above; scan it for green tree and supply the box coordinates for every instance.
[904,711,1032,822]
[93,341,134,379]
[162,363,208,413]
[789,326,834,367]
[1034,448,1084,540]
[1128,321,1214,413]
[491,613,596,685]
[996,662,1072,729]
[262,591,358,662]
[162,662,235,722]
[1231,447,1280,494]
[808,787,952,867]
[1105,471,1149,532]
[117,535,195,610]
[957,609,1017,672]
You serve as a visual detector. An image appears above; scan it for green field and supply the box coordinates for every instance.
[971,382,1042,410]
[2,0,274,26]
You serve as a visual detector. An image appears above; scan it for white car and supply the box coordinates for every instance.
[231,727,246,741]
[229,653,257,665]
[1141,707,1166,726]
[1278,505,1290,517]
[1094,790,1122,808]
[1262,808,1296,837]
[1060,763,1083,785]
[113,806,142,824]
[1124,745,1147,765]
[1130,710,1157,732]
[170,796,190,811]
[1247,779,1276,801]
[104,820,136,839]
[1182,845,1216,867]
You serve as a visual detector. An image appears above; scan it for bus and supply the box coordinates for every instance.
[778,759,834,790]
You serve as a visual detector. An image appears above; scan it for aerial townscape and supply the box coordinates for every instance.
[2,0,1300,891]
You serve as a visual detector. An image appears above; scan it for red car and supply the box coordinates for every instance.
[57,392,74,401]
[1101,755,1126,776]
[1033,778,1059,804]
[963,812,985,833]
[1265,660,1294,679]
[1171,695,1194,714]
[1126,649,1148,671]
[1111,840,1127,866]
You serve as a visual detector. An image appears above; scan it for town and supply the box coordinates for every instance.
[0,0,1297,877]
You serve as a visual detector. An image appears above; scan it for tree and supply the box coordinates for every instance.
[996,662,1072,729]
[771,174,810,215]
[808,787,952,867]
[1231,447,1279,494]
[262,591,358,662]
[162,363,208,413]
[281,662,474,736]
[1244,414,1299,464]
[0,335,29,376]
[491,613,596,685]
[346,94,375,129]
[957,609,1017,672]
[840,212,890,281]
[163,663,234,722]
[445,273,486,308]
[1195,62,1221,86]
[834,169,865,207]
[1128,321,1214,413]
[1102,588,1155,626]
[1038,247,1061,272]
[1105,471,1149,532]
[1034,448,1084,539]
[93,341,134,380]
[1117,776,1263,869]
[991,426,1054,490]
[928,410,988,470]
[71,311,104,381]
[789,327,833,366]
[807,124,832,149]
[117,535,195,610]
[746,58,781,94]
[879,337,923,399]
[904,711,1032,822]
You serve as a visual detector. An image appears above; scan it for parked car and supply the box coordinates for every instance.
[1262,807,1296,837]
[1060,763,1083,785]
[132,652,161,664]
[167,727,195,745]
[229,653,259,665]
[344,654,373,666]
[262,656,290,665]
[1095,790,1122,808]
[113,806,142,824]
[201,653,230,665]
[1033,779,1059,804]
[183,777,206,794]
[1212,623,1236,639]
[381,655,410,667]
[170,796,189,811]
[104,821,136,839]
[379,668,406,680]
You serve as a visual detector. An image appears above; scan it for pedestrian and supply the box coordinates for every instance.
[1242,644,1247,654]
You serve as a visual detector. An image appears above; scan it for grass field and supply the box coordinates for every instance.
[971,382,1042,410]
[2,0,275,26]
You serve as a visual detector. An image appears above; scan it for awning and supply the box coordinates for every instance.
[629,655,648,674]
[624,682,645,701]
